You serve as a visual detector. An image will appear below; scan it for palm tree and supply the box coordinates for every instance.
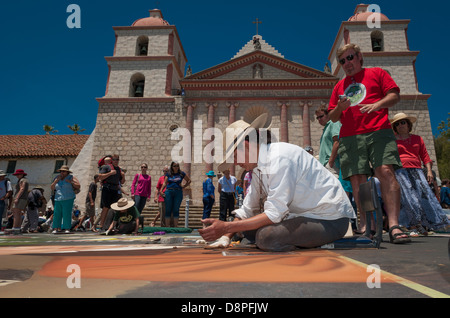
[67,124,86,134]
[43,125,58,135]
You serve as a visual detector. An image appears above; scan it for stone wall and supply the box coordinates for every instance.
[89,98,185,200]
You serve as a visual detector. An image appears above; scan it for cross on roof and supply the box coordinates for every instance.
[253,18,262,35]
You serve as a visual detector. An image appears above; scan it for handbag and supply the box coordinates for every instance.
[71,176,80,194]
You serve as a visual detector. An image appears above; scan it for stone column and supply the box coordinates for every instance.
[226,102,239,176]
[183,102,196,177]
[277,102,290,143]
[205,102,217,173]
[300,100,312,147]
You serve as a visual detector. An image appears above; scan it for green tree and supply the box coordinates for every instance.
[435,112,450,179]
[43,125,58,135]
[67,124,86,134]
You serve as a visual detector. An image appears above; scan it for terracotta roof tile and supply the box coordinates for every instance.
[0,135,89,158]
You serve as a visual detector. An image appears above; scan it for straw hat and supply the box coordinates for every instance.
[218,113,270,172]
[390,112,417,125]
[0,170,6,177]
[58,165,72,173]
[111,198,135,211]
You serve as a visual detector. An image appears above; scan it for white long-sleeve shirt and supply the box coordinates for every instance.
[234,142,356,223]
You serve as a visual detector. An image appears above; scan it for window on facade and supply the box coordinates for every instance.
[136,35,149,56]
[129,73,145,97]
[371,30,384,52]
[54,160,65,173]
[6,161,16,174]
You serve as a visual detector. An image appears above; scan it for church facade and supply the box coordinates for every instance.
[81,4,435,206]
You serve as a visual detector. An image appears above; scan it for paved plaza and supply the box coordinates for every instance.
[0,228,449,304]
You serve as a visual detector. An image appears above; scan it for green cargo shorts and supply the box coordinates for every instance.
[338,129,402,180]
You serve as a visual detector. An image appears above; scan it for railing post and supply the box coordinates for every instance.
[184,195,190,228]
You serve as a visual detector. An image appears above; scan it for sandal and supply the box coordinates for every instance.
[389,225,411,244]
[415,224,428,236]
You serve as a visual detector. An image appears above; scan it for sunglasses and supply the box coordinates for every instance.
[141,166,147,169]
[316,114,325,120]
[394,120,408,127]
[339,54,356,65]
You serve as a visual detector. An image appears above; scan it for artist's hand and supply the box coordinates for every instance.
[205,235,231,249]
[199,218,227,242]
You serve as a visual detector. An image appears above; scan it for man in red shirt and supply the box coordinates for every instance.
[328,43,409,243]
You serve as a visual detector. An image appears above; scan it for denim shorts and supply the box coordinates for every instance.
[338,129,402,180]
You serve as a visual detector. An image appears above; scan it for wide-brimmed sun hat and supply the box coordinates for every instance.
[110,198,135,211]
[206,170,216,177]
[0,170,6,177]
[33,185,45,191]
[390,112,417,125]
[13,169,27,176]
[58,165,72,173]
[218,113,271,172]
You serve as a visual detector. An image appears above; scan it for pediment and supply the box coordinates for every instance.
[184,50,334,81]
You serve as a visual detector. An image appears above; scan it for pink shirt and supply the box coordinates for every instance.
[131,173,151,198]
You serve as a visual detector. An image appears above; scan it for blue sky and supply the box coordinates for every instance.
[1,0,448,136]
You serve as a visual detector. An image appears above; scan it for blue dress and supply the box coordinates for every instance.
[396,168,449,231]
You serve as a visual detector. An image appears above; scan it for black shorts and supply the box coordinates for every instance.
[101,185,121,209]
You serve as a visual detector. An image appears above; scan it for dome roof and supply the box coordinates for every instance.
[132,9,170,27]
[348,11,389,22]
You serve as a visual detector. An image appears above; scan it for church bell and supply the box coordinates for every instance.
[372,39,382,51]
[140,44,148,56]
[134,82,144,97]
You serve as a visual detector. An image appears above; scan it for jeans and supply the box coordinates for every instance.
[134,195,147,213]
[202,196,214,219]
[164,188,183,219]
[0,200,5,220]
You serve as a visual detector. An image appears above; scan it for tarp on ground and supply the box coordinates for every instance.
[142,227,193,234]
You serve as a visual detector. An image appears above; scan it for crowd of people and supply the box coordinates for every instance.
[0,154,192,235]
[199,43,449,251]
[1,43,449,250]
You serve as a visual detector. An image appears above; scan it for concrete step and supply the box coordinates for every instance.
[140,204,221,229]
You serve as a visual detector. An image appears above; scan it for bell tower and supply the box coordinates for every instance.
[89,9,188,188]
[104,9,187,97]
[329,4,421,94]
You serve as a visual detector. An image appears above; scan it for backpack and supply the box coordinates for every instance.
[27,189,43,209]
